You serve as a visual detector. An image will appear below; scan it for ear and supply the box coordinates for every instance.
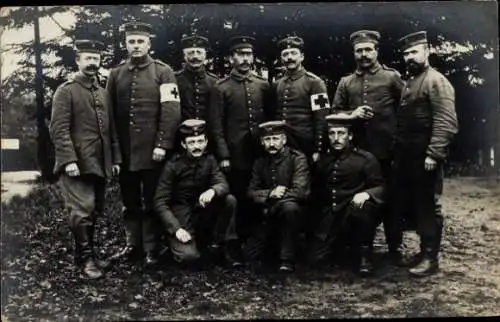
[348,132,354,141]
[181,140,187,150]
[282,134,287,145]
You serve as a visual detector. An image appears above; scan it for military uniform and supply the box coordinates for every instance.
[208,36,272,239]
[332,30,405,257]
[50,40,121,278]
[274,36,330,160]
[106,22,181,259]
[244,121,310,269]
[308,117,384,274]
[153,120,238,263]
[391,31,458,275]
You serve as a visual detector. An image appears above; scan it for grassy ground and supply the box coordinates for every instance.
[1,177,500,320]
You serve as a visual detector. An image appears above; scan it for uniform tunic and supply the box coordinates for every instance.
[106,55,181,171]
[175,66,218,121]
[332,62,404,161]
[274,68,329,157]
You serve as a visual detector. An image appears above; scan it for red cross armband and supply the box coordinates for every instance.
[310,93,331,111]
[160,83,180,103]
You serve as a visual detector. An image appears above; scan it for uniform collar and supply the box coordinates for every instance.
[355,62,382,76]
[268,146,290,164]
[330,145,355,161]
[184,65,207,79]
[127,55,154,70]
[406,63,431,78]
[230,68,253,82]
[285,66,306,81]
[73,72,99,90]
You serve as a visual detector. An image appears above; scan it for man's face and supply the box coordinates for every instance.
[125,34,151,58]
[403,44,429,72]
[261,133,286,155]
[181,134,208,158]
[280,48,304,71]
[183,47,207,69]
[354,42,378,69]
[76,52,101,76]
[230,48,254,73]
[328,126,352,151]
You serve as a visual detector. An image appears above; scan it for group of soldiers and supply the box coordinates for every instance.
[49,21,458,281]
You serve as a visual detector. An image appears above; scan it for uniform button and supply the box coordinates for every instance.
[248,100,252,104]
[364,79,368,83]
[132,82,136,86]
[364,100,367,104]
[363,92,367,95]
[364,86,368,89]
[195,88,200,93]
[332,202,337,207]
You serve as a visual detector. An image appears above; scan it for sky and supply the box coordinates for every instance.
[1,8,76,81]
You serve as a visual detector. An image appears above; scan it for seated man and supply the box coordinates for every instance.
[244,120,310,272]
[153,119,241,267]
[308,116,385,276]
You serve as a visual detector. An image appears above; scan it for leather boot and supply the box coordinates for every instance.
[224,240,243,268]
[74,224,103,279]
[409,247,439,277]
[88,223,110,269]
[403,243,425,268]
[388,244,406,267]
[358,245,374,276]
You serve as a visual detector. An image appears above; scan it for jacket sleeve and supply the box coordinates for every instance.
[363,154,385,204]
[208,84,230,160]
[50,85,77,172]
[105,90,122,164]
[153,161,181,235]
[208,156,229,196]
[312,158,329,206]
[247,160,270,205]
[332,77,350,112]
[283,152,310,201]
[390,71,405,111]
[156,65,181,150]
[426,74,459,161]
[266,81,278,121]
[310,78,329,152]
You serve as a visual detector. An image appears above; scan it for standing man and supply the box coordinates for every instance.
[106,21,181,266]
[50,40,121,279]
[393,31,458,277]
[208,36,272,240]
[176,35,218,122]
[331,30,405,265]
[244,121,310,272]
[153,119,241,267]
[273,36,330,164]
[308,116,384,276]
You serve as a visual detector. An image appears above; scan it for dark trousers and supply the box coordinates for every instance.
[167,194,238,263]
[119,167,162,253]
[307,201,379,265]
[243,201,301,263]
[59,174,105,262]
[227,168,256,240]
[390,153,444,256]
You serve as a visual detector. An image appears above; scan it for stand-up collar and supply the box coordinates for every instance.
[285,66,306,81]
[127,55,154,70]
[355,61,382,76]
[230,68,253,82]
[184,65,207,79]
[73,72,99,89]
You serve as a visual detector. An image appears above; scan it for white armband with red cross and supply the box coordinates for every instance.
[160,83,180,103]
[310,93,331,111]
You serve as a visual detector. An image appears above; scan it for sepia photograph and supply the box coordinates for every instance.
[1,2,499,320]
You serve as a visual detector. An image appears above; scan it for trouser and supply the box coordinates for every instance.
[390,153,444,258]
[59,174,105,264]
[119,167,162,253]
[308,201,379,265]
[243,201,301,263]
[166,194,238,263]
[227,168,256,241]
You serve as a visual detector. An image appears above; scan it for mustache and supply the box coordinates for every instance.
[192,149,202,154]
[285,60,296,64]
[85,65,99,71]
[189,58,203,63]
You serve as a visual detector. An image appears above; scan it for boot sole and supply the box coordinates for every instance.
[409,266,439,277]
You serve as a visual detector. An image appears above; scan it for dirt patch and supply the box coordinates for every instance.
[1,177,500,320]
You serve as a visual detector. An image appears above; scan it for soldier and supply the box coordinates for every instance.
[244,121,310,272]
[273,36,330,164]
[308,116,384,276]
[331,30,405,265]
[50,40,121,279]
[392,31,458,277]
[106,21,181,266]
[208,36,272,240]
[153,119,241,267]
[176,35,218,122]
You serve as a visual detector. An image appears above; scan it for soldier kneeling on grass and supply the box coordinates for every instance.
[307,115,385,276]
[153,119,242,267]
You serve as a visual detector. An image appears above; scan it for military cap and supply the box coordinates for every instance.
[228,36,255,52]
[258,120,287,136]
[178,119,206,137]
[277,36,305,52]
[181,35,210,49]
[122,21,154,37]
[74,40,105,54]
[398,31,428,51]
[349,30,381,46]
[325,114,353,128]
